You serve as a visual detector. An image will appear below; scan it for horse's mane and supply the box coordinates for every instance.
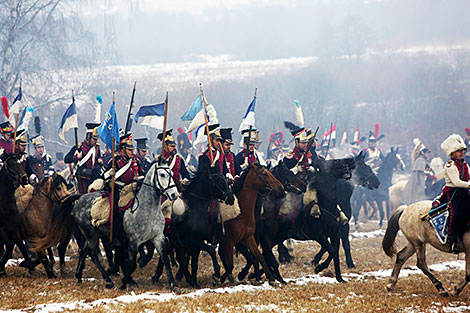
[232,168,250,194]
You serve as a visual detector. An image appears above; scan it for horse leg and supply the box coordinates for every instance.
[235,243,261,282]
[191,239,221,286]
[261,239,285,284]
[120,242,138,290]
[152,235,175,288]
[138,241,155,268]
[219,240,235,284]
[189,249,201,288]
[452,249,470,296]
[242,235,276,284]
[0,242,14,276]
[341,224,355,268]
[386,242,415,292]
[47,247,55,266]
[277,242,293,264]
[16,240,35,272]
[38,250,56,278]
[312,245,327,267]
[87,241,114,289]
[314,235,345,282]
[415,244,448,296]
[75,246,88,284]
[58,238,69,276]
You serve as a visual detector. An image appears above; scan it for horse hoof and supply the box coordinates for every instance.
[105,281,114,289]
[337,278,347,283]
[171,286,182,294]
[47,272,57,279]
[152,276,160,284]
[439,290,449,297]
[385,284,394,292]
[212,275,221,286]
[228,275,235,284]
[107,268,119,276]
[119,283,127,290]
[347,264,356,269]
[269,280,280,287]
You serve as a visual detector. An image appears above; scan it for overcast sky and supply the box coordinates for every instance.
[78,0,470,65]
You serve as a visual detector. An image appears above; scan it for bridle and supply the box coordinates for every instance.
[2,155,27,188]
[272,166,303,194]
[244,165,275,196]
[142,165,177,196]
[40,176,71,203]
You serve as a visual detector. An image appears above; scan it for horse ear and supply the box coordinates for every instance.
[390,147,394,153]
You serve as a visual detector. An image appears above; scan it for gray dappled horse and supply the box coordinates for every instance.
[32,161,178,289]
[383,201,470,297]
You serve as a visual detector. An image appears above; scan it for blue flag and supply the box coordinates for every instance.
[180,95,203,121]
[134,103,165,129]
[98,101,119,149]
[58,101,78,141]
[238,97,256,132]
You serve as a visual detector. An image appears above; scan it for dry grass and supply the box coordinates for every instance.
[1,221,469,312]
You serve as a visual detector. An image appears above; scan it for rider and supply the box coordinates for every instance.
[220,128,241,177]
[156,129,190,190]
[13,129,36,183]
[235,128,266,171]
[283,127,314,171]
[439,134,470,253]
[363,132,384,174]
[29,135,54,178]
[64,123,103,193]
[0,121,14,157]
[197,124,230,177]
[134,138,153,176]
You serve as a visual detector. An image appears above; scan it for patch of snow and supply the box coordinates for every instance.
[349,229,385,239]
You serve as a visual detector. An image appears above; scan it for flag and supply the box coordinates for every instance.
[98,101,119,149]
[94,95,103,123]
[58,101,78,141]
[134,102,165,129]
[341,129,347,145]
[323,124,336,147]
[190,104,219,145]
[9,86,22,126]
[1,97,8,119]
[17,106,34,131]
[353,126,360,144]
[239,97,256,132]
[180,95,203,121]
[293,100,304,127]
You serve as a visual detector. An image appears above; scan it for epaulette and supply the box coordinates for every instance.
[77,142,82,149]
[285,150,294,159]
[446,160,454,168]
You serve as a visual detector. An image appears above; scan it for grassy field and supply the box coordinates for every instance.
[1,221,469,312]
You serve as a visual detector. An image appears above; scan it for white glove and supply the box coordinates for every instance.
[181,178,190,186]
[104,168,116,179]
[240,160,249,170]
[29,174,39,184]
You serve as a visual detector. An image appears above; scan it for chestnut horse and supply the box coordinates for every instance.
[218,163,285,284]
[20,173,70,277]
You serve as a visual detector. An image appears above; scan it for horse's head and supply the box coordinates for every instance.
[385,147,406,172]
[2,153,28,187]
[271,161,306,194]
[154,160,178,201]
[353,151,380,190]
[49,172,71,202]
[247,163,285,199]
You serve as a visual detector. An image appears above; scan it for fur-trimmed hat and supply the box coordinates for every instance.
[441,134,467,156]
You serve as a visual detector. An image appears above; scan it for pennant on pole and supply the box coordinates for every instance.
[98,100,119,149]
[58,100,78,142]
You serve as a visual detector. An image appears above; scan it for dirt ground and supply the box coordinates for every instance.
[1,220,469,312]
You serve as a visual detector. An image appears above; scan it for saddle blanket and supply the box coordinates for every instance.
[90,183,137,227]
[15,184,34,214]
[429,209,450,245]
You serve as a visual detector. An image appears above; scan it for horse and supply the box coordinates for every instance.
[31,161,179,289]
[259,156,356,283]
[310,151,380,269]
[0,153,33,276]
[218,163,285,285]
[170,164,234,288]
[352,148,405,227]
[382,201,470,297]
[19,173,70,278]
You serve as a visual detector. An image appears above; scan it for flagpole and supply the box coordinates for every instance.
[11,78,21,154]
[160,91,169,160]
[199,83,214,165]
[326,122,333,158]
[109,91,116,242]
[72,89,78,147]
[124,81,137,135]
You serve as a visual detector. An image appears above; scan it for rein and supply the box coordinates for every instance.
[243,167,274,196]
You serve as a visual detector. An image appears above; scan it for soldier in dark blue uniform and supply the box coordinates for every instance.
[135,138,153,176]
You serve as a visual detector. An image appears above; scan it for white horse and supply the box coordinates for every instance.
[382,201,470,296]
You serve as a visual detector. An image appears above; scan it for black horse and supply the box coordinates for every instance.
[170,165,234,288]
[256,157,355,283]
[352,148,405,226]
[310,151,380,269]
[0,153,32,276]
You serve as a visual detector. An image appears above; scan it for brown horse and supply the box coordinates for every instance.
[219,163,285,284]
[20,173,70,277]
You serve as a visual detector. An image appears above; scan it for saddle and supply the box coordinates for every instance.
[90,182,137,227]
[218,197,241,223]
[422,197,451,245]
[15,184,35,214]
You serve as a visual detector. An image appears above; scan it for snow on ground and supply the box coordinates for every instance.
[349,229,385,240]
[1,260,466,313]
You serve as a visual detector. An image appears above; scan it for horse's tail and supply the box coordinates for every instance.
[382,205,406,258]
[30,194,81,252]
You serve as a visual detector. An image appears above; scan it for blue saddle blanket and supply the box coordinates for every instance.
[429,209,449,245]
